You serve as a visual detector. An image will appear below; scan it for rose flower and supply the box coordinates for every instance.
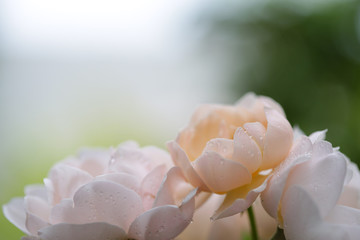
[3,142,196,240]
[261,130,360,240]
[167,93,293,219]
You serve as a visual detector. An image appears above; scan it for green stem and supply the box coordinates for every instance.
[247,206,258,240]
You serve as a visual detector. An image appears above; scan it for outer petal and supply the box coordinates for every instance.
[282,185,347,240]
[261,136,312,219]
[261,108,293,170]
[212,174,268,220]
[141,164,167,210]
[24,196,50,221]
[50,181,143,232]
[260,95,286,117]
[25,213,49,236]
[167,141,208,191]
[193,151,251,193]
[24,185,47,202]
[153,167,194,208]
[128,189,196,240]
[3,198,29,235]
[233,127,262,173]
[24,195,51,235]
[45,164,93,205]
[38,222,126,240]
[309,129,328,144]
[283,152,347,219]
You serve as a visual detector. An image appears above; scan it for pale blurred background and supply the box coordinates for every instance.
[1,0,360,239]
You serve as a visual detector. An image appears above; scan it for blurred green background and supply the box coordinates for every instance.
[1,0,360,239]
[206,0,360,165]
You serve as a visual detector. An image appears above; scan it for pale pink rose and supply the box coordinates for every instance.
[168,92,293,219]
[177,195,277,240]
[3,142,196,240]
[262,130,360,240]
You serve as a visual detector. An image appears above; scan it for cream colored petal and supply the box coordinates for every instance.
[233,127,262,173]
[177,112,229,161]
[259,95,286,117]
[261,108,293,170]
[193,152,251,193]
[243,122,266,151]
[203,138,234,160]
[261,136,312,219]
[212,174,268,220]
[167,141,208,191]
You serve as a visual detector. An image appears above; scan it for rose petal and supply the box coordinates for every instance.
[260,96,286,117]
[153,167,193,208]
[109,148,151,179]
[233,127,262,173]
[50,181,143,231]
[128,189,196,240]
[167,141,208,191]
[141,146,173,169]
[282,185,347,240]
[2,198,29,235]
[38,222,127,240]
[193,151,251,193]
[261,108,293,170]
[327,205,360,225]
[312,140,334,160]
[46,164,93,205]
[178,112,230,161]
[309,129,328,144]
[243,122,266,151]
[95,173,140,194]
[284,152,347,219]
[212,174,268,220]
[236,93,267,125]
[261,136,312,219]
[203,138,234,160]
[141,164,167,210]
[76,148,111,176]
[24,196,50,222]
[338,186,360,208]
[24,185,47,202]
[25,213,49,236]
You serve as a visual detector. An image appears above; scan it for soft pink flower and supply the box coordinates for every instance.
[3,142,196,240]
[168,93,293,219]
[262,130,360,240]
